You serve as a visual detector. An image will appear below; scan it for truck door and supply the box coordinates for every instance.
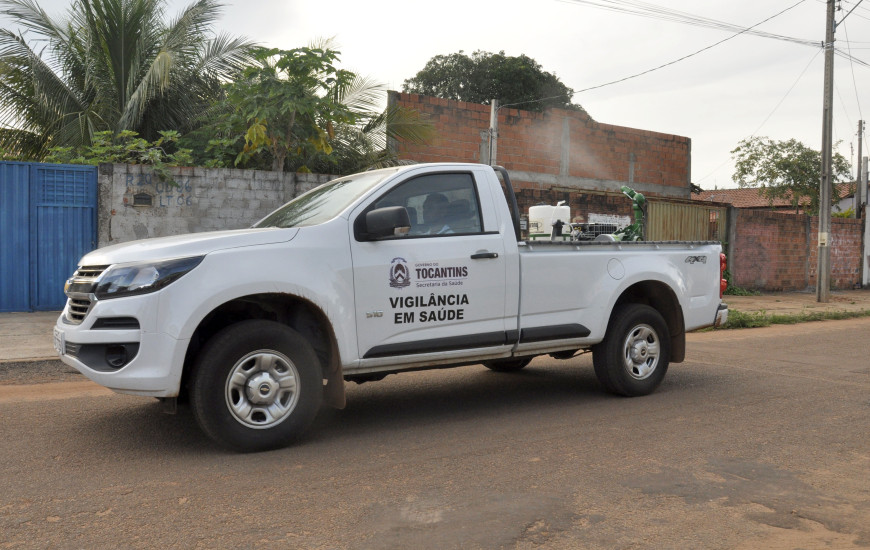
[349,170,511,363]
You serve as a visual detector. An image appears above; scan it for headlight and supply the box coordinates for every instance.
[94,256,204,299]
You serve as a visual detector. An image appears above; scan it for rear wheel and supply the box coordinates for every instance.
[482,357,533,372]
[190,320,323,452]
[593,304,670,396]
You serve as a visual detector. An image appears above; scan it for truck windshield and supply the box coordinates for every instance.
[254,168,399,228]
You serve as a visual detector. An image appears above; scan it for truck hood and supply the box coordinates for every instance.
[80,227,299,266]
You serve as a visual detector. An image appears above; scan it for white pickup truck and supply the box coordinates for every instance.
[55,163,728,451]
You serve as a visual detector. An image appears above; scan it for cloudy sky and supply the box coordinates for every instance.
[5,0,869,189]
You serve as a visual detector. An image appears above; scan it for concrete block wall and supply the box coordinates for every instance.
[732,209,862,291]
[97,164,338,247]
[393,92,692,199]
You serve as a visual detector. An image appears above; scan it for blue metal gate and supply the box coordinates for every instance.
[0,162,32,312]
[0,162,97,312]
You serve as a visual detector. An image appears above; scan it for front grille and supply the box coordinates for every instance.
[75,265,109,278]
[67,298,92,323]
[63,264,110,324]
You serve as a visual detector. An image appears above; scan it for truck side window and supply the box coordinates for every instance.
[375,173,483,237]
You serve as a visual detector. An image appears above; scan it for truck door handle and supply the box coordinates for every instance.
[471,252,499,259]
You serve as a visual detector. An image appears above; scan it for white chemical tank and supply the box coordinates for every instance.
[528,201,570,239]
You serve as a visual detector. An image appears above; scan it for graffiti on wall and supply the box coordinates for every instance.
[126,173,194,207]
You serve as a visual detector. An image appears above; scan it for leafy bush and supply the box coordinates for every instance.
[44,130,192,185]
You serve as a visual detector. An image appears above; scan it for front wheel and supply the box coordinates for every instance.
[592,304,670,396]
[190,320,323,452]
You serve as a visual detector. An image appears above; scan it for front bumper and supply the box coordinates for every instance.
[54,295,188,398]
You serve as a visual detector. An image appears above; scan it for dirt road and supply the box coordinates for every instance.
[1,319,868,549]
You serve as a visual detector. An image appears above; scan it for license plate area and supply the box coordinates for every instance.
[53,326,65,355]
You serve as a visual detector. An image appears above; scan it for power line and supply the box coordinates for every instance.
[696,47,823,183]
[501,0,811,110]
[840,0,870,12]
[753,48,825,137]
[559,1,870,46]
[834,48,870,68]
[835,83,852,142]
[840,17,864,120]
[558,0,818,47]
[837,0,866,25]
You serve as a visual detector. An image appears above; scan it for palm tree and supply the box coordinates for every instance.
[322,74,434,173]
[0,0,256,159]
[297,37,435,174]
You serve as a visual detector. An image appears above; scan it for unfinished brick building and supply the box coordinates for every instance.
[390,91,692,224]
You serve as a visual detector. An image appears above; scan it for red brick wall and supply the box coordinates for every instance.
[394,92,691,197]
[733,210,862,291]
[807,218,864,289]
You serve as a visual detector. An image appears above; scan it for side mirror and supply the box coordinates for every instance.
[363,206,411,240]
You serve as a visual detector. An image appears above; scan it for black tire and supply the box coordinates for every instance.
[592,304,670,397]
[189,320,323,452]
[482,357,533,372]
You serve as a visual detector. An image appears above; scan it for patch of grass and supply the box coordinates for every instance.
[721,308,870,329]
[722,310,771,328]
[722,270,761,296]
[723,286,761,297]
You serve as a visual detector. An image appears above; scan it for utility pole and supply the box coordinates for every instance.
[817,0,836,303]
[863,156,869,286]
[488,99,499,166]
[864,156,869,216]
[857,121,864,217]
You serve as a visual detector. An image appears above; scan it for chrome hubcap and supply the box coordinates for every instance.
[246,372,279,404]
[226,350,300,429]
[621,324,660,380]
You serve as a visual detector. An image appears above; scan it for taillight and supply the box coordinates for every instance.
[719,253,728,298]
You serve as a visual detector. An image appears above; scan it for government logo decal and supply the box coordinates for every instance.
[389,257,411,289]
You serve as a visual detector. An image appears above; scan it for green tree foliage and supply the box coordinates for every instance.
[0,0,256,159]
[222,46,357,173]
[184,46,434,173]
[45,130,192,184]
[731,137,851,215]
[306,75,434,173]
[833,206,854,218]
[45,130,191,165]
[402,50,583,112]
